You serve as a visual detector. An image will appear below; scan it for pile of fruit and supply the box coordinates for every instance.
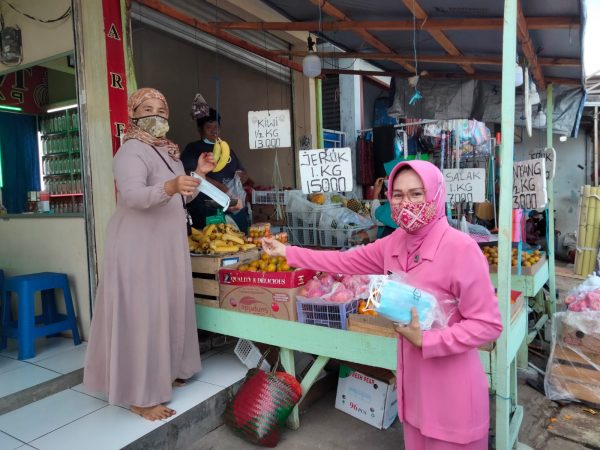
[298,273,370,303]
[247,223,288,244]
[237,252,293,272]
[482,246,543,268]
[188,223,257,254]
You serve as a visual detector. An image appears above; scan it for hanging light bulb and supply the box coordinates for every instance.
[302,36,321,78]
[515,63,524,87]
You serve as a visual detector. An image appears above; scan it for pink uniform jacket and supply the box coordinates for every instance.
[287,219,503,444]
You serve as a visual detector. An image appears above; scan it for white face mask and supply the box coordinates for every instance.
[203,138,215,145]
[134,115,170,138]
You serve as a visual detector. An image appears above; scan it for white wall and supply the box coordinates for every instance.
[514,128,590,236]
[0,217,91,339]
[0,0,74,74]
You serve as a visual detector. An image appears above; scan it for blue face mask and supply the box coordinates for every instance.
[203,138,215,145]
[367,276,438,329]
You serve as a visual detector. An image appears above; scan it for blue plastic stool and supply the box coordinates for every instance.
[0,272,81,360]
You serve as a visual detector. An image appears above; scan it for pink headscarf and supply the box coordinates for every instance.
[387,160,447,260]
[122,87,180,161]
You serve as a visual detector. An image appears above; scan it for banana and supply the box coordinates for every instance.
[222,233,245,245]
[214,245,240,253]
[190,227,203,236]
[241,243,257,251]
[213,138,230,173]
[203,224,216,236]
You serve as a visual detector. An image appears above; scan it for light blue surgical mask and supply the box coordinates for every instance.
[367,276,438,329]
[203,138,215,145]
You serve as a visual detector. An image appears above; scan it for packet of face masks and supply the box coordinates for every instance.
[366,274,450,329]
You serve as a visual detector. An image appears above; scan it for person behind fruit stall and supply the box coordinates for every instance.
[262,160,503,450]
[181,94,252,232]
[370,176,397,238]
[84,88,215,421]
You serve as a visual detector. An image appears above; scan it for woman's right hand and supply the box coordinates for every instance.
[261,237,287,258]
[165,175,200,197]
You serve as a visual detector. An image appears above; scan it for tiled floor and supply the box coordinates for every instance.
[0,346,247,450]
[0,337,86,398]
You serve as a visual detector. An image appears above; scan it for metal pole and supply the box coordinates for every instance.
[497,0,519,448]
[316,78,324,148]
[594,106,598,186]
[547,84,557,318]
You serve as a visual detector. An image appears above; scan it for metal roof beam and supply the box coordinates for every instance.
[308,0,415,73]
[401,0,474,74]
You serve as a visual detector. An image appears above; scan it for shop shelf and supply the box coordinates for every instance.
[296,296,360,330]
[252,189,296,205]
[49,193,83,198]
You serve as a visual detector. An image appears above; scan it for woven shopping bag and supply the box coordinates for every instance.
[224,351,303,447]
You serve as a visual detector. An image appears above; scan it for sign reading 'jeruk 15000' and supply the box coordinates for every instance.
[513,158,547,209]
[299,147,353,194]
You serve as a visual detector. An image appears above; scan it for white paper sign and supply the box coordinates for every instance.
[443,168,486,203]
[513,158,547,209]
[248,109,291,149]
[528,147,556,180]
[299,147,353,193]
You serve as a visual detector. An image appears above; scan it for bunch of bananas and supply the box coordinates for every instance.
[188,223,257,254]
[212,138,230,173]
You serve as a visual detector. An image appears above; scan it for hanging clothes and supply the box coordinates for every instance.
[357,133,375,186]
[373,125,397,179]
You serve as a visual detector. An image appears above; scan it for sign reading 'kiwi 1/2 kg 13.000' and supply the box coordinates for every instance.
[513,158,547,209]
[248,109,291,149]
[299,147,353,194]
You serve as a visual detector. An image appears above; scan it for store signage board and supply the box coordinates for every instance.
[443,168,486,203]
[248,109,291,149]
[299,147,353,193]
[513,158,547,209]
[527,147,556,180]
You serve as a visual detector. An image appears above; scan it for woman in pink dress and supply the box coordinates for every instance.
[263,160,503,449]
[84,88,214,421]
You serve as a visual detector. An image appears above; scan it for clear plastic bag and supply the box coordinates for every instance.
[564,273,600,312]
[366,273,453,330]
[544,311,600,405]
[225,173,247,209]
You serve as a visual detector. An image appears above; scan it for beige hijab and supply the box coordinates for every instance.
[122,87,180,161]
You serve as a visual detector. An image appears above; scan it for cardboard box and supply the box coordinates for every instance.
[191,249,259,305]
[335,363,398,429]
[218,267,316,320]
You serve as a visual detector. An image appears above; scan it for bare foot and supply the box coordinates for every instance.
[172,378,187,387]
[130,404,176,421]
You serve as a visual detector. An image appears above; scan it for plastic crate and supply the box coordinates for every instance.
[234,339,271,371]
[318,226,378,248]
[296,297,360,330]
[252,189,302,205]
[286,226,319,247]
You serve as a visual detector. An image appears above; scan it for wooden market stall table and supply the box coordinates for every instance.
[195,293,527,442]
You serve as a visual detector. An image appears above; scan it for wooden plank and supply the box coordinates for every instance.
[210,17,579,32]
[549,377,600,405]
[193,278,219,298]
[555,265,586,280]
[517,0,545,90]
[551,363,600,385]
[320,69,580,86]
[273,51,580,67]
[402,0,474,74]
[196,305,398,370]
[190,249,259,274]
[553,346,600,367]
[347,314,397,338]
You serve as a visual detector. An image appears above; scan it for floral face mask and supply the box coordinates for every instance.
[391,183,441,232]
[133,115,170,138]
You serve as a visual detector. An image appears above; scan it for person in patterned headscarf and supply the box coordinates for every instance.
[84,88,215,421]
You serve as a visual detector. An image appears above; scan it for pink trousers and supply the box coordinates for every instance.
[403,422,489,450]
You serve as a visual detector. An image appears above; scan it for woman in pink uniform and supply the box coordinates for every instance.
[263,160,503,449]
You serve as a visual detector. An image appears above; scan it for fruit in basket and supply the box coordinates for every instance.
[237,255,294,272]
[308,193,325,205]
[481,246,542,267]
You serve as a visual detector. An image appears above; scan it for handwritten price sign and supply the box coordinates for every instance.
[248,109,291,149]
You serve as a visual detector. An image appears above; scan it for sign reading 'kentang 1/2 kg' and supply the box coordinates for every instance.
[299,147,353,194]
[247,109,291,149]
[513,158,547,209]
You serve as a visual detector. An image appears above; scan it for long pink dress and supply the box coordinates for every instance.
[84,139,201,407]
[287,219,503,447]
